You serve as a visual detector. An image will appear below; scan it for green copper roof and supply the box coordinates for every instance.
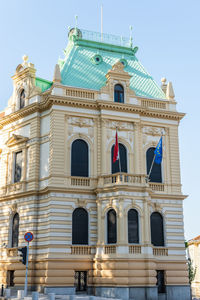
[59,29,166,100]
[35,77,53,92]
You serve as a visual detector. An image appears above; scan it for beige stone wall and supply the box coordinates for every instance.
[0,65,189,290]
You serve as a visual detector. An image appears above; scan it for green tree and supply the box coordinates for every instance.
[185,240,197,284]
[188,258,197,284]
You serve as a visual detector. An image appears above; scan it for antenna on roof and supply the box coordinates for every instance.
[129,25,133,48]
[75,15,78,28]
[101,5,103,41]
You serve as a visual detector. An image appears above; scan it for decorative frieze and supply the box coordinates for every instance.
[68,116,94,127]
[142,126,165,136]
[106,120,134,131]
[142,126,165,148]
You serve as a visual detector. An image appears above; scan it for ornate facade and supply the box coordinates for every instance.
[0,28,190,300]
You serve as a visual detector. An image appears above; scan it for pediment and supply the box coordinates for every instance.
[100,61,135,100]
[6,134,28,147]
[106,61,132,80]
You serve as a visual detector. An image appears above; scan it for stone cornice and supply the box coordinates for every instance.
[0,186,95,202]
[0,94,185,129]
[0,185,187,202]
[96,100,185,121]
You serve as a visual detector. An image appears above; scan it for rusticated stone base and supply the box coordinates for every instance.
[166,285,191,300]
[93,285,191,300]
[44,287,75,295]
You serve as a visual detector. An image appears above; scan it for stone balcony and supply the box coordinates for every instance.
[69,173,166,193]
[0,173,170,196]
[68,245,169,257]
[3,245,169,260]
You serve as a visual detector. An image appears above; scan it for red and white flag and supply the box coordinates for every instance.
[113,131,119,163]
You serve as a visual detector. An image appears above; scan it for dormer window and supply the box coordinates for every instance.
[114,84,124,103]
[19,89,25,109]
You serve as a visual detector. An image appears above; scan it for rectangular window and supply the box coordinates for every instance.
[7,270,15,287]
[74,271,87,292]
[156,270,166,293]
[14,151,22,183]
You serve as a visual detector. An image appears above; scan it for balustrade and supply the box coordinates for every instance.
[66,88,95,100]
[71,246,93,255]
[153,247,168,256]
[100,173,147,187]
[129,245,142,254]
[149,182,165,192]
[141,99,167,110]
[104,245,116,254]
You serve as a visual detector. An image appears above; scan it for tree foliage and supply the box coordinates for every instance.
[188,258,197,284]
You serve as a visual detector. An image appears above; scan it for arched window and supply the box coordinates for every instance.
[72,208,88,245]
[19,89,25,109]
[107,209,117,244]
[128,209,139,243]
[71,139,89,177]
[114,84,124,103]
[150,212,164,246]
[12,213,19,247]
[146,147,162,182]
[111,143,127,174]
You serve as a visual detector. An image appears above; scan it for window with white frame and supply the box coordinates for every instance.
[11,213,19,247]
[14,151,23,183]
[19,89,25,109]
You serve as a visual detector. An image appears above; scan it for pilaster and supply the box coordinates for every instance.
[101,119,107,175]
[28,116,40,191]
[49,110,65,186]
[134,122,140,174]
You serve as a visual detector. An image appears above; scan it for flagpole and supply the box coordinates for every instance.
[147,153,156,181]
[147,134,163,182]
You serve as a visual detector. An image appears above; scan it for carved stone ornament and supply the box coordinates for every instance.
[77,198,86,207]
[68,117,94,128]
[131,199,136,206]
[142,126,165,136]
[111,61,126,73]
[7,182,23,193]
[106,120,134,131]
[11,203,17,212]
[153,202,161,210]
[12,56,42,102]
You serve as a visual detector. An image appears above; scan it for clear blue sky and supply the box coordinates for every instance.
[0,0,199,240]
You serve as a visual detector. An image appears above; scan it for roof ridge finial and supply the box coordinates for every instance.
[22,55,29,67]
[53,64,61,83]
[75,15,78,29]
[166,81,175,100]
[129,25,133,48]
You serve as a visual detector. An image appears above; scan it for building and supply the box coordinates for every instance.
[0,27,190,300]
[188,235,200,297]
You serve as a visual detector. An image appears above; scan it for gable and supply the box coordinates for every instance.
[6,134,28,147]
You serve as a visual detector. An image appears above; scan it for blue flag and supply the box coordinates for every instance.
[154,137,162,164]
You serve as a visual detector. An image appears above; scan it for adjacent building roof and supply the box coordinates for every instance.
[189,235,200,243]
[58,28,166,100]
